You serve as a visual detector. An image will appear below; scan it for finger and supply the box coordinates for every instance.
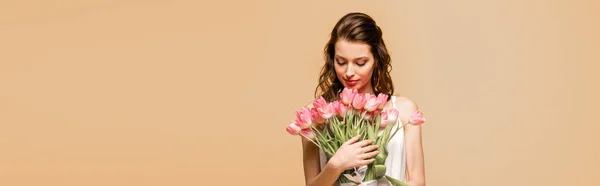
[358,158,376,167]
[361,145,379,153]
[359,150,380,159]
[353,139,374,147]
[343,135,360,145]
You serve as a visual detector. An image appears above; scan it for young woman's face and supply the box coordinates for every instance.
[333,40,375,94]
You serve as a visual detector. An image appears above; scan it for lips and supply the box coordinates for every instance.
[345,79,359,87]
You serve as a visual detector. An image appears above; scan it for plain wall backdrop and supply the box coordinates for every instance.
[1,0,599,185]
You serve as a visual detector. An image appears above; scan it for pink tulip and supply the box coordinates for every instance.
[340,88,357,105]
[408,110,426,125]
[332,101,348,116]
[363,93,379,112]
[312,97,334,118]
[312,97,327,109]
[300,128,315,140]
[295,107,313,129]
[380,109,399,129]
[352,94,367,110]
[286,122,301,135]
[310,107,325,124]
[376,94,389,110]
[311,97,335,120]
[320,103,336,119]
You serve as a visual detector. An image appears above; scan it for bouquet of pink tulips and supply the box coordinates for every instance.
[286,88,426,186]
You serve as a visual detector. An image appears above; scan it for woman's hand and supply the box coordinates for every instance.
[329,136,380,172]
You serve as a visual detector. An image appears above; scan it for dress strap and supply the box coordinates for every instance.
[391,95,397,109]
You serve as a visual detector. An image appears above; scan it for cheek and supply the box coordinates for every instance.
[334,65,345,78]
[358,66,374,82]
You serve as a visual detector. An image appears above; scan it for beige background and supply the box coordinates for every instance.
[1,0,599,185]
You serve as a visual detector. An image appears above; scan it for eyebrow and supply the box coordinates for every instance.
[335,55,369,61]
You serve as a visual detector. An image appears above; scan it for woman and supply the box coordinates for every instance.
[301,12,426,186]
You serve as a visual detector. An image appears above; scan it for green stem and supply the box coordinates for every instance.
[380,124,391,146]
[332,117,343,150]
[357,111,366,127]
[299,133,319,148]
[310,125,335,155]
[385,175,410,186]
[334,117,343,141]
[388,122,410,144]
[363,163,375,181]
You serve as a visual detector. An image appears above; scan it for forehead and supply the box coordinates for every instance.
[334,40,373,59]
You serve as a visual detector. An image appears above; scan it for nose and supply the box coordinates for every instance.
[345,64,356,78]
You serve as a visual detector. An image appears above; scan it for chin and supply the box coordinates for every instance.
[355,84,372,93]
[352,85,366,92]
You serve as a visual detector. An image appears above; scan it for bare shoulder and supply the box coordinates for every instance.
[393,96,418,112]
[392,96,419,122]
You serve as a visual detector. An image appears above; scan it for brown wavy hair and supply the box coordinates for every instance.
[315,12,394,102]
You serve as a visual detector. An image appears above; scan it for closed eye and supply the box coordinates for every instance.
[335,58,347,65]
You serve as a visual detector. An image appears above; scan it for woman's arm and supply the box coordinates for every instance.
[396,97,426,186]
[301,138,342,186]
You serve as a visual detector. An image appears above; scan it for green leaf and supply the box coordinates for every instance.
[367,124,375,141]
[374,164,387,179]
[374,149,387,164]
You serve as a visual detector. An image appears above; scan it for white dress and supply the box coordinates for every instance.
[319,96,407,186]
